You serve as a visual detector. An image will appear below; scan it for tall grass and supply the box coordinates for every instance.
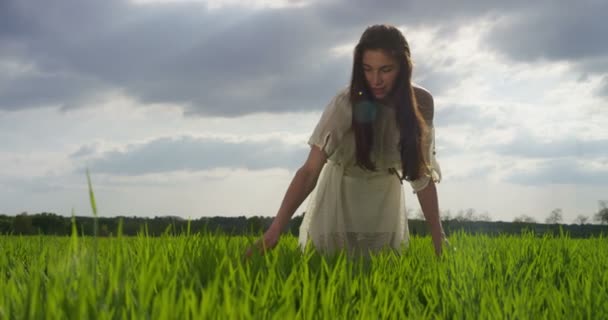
[0,173,606,319]
[1,231,607,319]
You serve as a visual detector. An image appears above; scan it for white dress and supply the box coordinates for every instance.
[298,86,442,257]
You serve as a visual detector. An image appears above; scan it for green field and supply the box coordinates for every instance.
[1,230,607,319]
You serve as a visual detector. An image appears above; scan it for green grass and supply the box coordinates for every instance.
[0,231,607,319]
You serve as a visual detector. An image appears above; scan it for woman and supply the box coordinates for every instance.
[245,24,448,258]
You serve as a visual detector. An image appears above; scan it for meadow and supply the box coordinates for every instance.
[1,229,607,319]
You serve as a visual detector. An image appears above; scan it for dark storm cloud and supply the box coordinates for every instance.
[0,71,105,111]
[482,1,608,80]
[0,0,512,116]
[2,0,607,115]
[0,0,354,115]
[78,135,309,175]
[316,0,531,29]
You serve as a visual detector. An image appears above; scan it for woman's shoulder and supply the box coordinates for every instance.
[412,83,434,122]
[335,85,351,102]
[412,83,433,105]
[327,85,352,113]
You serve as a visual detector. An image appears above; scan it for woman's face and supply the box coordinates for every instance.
[362,49,400,101]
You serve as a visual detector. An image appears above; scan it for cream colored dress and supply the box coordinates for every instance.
[298,86,442,257]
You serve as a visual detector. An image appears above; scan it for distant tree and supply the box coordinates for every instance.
[594,200,608,225]
[415,208,456,222]
[441,209,452,222]
[477,211,492,222]
[455,208,476,222]
[0,215,11,234]
[100,224,110,236]
[13,212,33,235]
[513,215,536,223]
[545,208,563,224]
[573,215,589,225]
[246,216,264,234]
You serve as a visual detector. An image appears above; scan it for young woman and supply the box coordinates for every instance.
[246,24,449,258]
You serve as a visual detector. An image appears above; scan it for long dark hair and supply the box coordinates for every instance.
[349,24,429,181]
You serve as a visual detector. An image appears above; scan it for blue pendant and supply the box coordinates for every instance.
[354,101,378,123]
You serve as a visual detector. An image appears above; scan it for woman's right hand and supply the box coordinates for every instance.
[243,226,281,260]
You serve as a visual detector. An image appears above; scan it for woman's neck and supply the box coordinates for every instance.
[376,97,395,108]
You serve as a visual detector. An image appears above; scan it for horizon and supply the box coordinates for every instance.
[3,209,605,225]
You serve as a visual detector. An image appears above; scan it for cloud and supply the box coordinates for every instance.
[315,0,525,29]
[0,0,533,116]
[78,135,309,175]
[0,0,352,115]
[434,104,498,129]
[5,178,69,194]
[0,63,107,111]
[2,0,607,117]
[70,143,99,158]
[484,2,608,62]
[494,130,608,159]
[596,75,608,97]
[482,130,608,186]
[506,158,608,186]
[483,1,608,82]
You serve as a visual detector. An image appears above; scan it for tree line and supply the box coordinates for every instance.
[1,209,607,238]
[409,200,608,226]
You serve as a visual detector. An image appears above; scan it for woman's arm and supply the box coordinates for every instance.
[245,145,327,257]
[267,166,319,234]
[416,180,446,256]
[412,85,447,257]
[269,144,327,232]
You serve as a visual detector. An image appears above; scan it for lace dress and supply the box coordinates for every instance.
[298,86,442,257]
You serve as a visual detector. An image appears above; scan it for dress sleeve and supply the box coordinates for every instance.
[409,90,442,193]
[409,125,442,193]
[307,89,351,158]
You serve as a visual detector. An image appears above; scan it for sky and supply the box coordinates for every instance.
[1,0,607,224]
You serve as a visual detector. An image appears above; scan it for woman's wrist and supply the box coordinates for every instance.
[268,220,284,234]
